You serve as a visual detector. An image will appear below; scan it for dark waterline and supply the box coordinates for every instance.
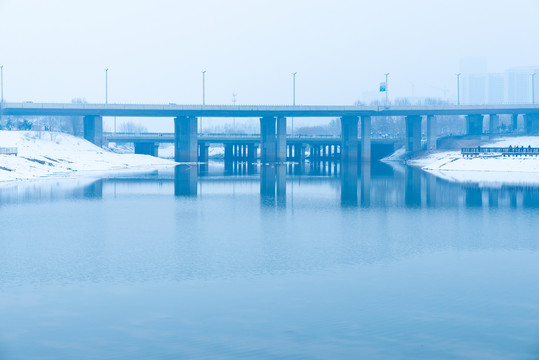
[0,161,538,359]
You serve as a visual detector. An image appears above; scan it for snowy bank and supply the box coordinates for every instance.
[0,131,176,182]
[407,136,539,185]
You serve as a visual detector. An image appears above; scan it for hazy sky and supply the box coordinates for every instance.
[1,0,538,107]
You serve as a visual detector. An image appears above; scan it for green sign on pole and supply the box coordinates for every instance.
[380,82,386,92]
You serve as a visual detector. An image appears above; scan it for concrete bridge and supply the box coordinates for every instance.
[104,132,398,162]
[2,102,539,163]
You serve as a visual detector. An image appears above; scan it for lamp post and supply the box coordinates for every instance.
[232,92,237,130]
[0,65,4,104]
[456,73,461,105]
[0,65,3,124]
[532,73,536,105]
[105,68,109,104]
[292,72,297,136]
[384,73,390,106]
[201,70,206,133]
[202,70,206,105]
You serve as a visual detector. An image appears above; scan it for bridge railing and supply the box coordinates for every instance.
[462,146,539,157]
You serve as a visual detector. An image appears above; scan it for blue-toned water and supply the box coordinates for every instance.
[0,162,538,359]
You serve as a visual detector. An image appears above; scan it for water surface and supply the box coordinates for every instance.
[0,162,538,359]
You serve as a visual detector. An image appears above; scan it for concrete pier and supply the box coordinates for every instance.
[174,116,198,162]
[426,115,437,150]
[83,115,103,147]
[405,115,422,153]
[248,144,258,163]
[276,116,287,162]
[341,116,359,163]
[466,114,483,135]
[198,142,209,162]
[134,142,159,156]
[260,116,277,163]
[489,114,499,134]
[525,114,539,134]
[512,114,519,132]
[360,116,371,162]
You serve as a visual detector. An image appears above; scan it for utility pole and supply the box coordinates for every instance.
[384,73,390,106]
[0,65,3,124]
[105,68,109,104]
[456,73,461,105]
[292,72,297,136]
[0,65,4,104]
[232,92,237,131]
[202,70,206,105]
[201,70,206,133]
[532,73,536,105]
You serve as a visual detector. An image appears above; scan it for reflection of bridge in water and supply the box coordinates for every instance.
[8,163,530,210]
[1,162,538,209]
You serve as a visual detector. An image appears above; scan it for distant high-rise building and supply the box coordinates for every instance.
[460,57,488,104]
[506,67,530,104]
[488,74,504,104]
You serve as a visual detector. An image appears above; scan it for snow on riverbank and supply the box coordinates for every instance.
[407,136,539,185]
[0,131,176,182]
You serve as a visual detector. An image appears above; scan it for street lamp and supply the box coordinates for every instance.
[292,72,297,136]
[0,65,3,124]
[232,92,237,130]
[456,73,461,105]
[202,70,206,105]
[532,73,536,105]
[0,65,4,104]
[105,68,109,104]
[384,73,389,106]
[201,70,206,133]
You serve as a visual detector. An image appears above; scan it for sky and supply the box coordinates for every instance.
[1,0,538,130]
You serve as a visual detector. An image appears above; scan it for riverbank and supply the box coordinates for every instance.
[406,136,539,185]
[0,131,176,182]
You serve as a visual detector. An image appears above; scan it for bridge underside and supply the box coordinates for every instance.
[75,111,539,163]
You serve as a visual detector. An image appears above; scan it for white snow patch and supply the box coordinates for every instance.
[408,136,539,185]
[0,131,176,182]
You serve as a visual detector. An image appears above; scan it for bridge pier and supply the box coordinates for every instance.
[83,115,103,147]
[341,116,359,163]
[174,116,198,162]
[524,114,539,134]
[260,116,277,163]
[134,142,159,157]
[426,115,437,150]
[405,115,422,153]
[248,144,258,163]
[276,116,287,162]
[489,114,500,134]
[198,142,209,162]
[466,114,483,135]
[512,114,519,132]
[360,116,371,162]
[294,144,305,162]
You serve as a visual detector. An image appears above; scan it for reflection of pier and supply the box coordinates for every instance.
[3,163,539,209]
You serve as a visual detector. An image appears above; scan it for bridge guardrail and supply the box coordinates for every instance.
[462,146,539,157]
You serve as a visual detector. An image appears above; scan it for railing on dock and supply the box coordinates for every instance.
[0,147,18,155]
[462,146,539,157]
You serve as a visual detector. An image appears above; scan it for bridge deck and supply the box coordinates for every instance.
[3,102,539,117]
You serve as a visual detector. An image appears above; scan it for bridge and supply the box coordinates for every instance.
[2,102,539,163]
[104,132,398,162]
